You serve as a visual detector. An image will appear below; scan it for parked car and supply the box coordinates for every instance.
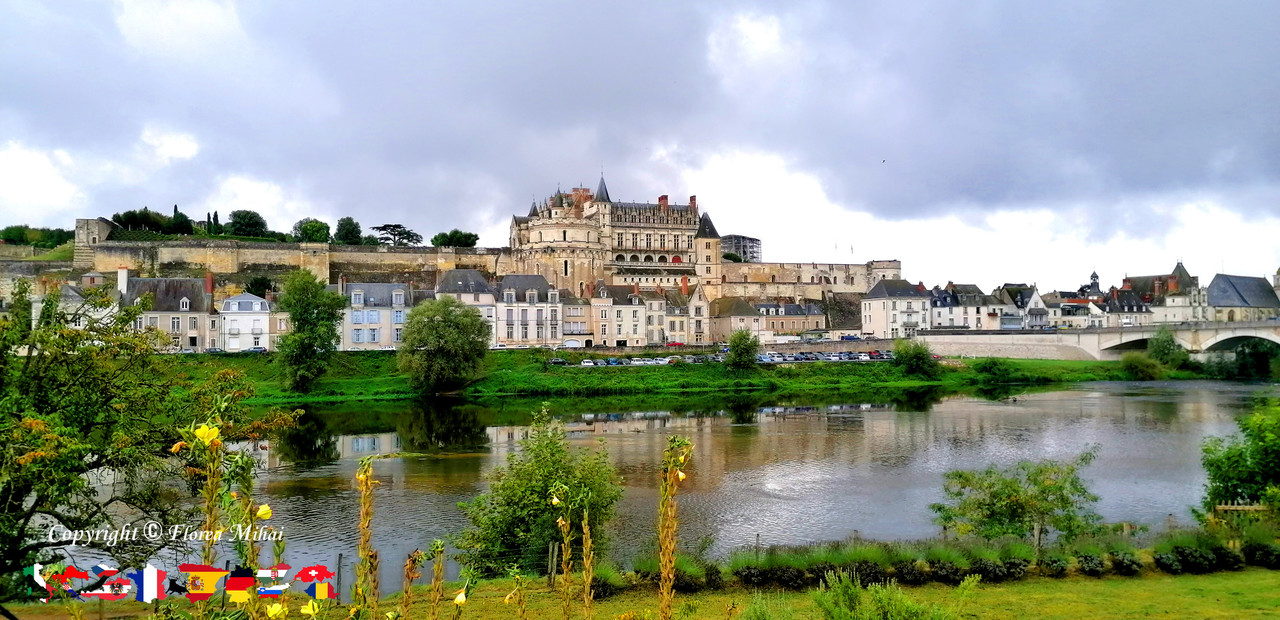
[245,346,268,354]
[178,348,196,354]
[379,345,396,351]
[665,356,682,364]
[580,359,596,366]
[547,358,568,366]
[683,355,697,363]
[618,358,632,365]
[666,342,685,347]
[756,354,772,363]
[606,357,620,366]
[824,353,841,361]
[204,347,225,354]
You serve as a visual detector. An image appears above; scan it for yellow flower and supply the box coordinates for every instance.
[504,590,516,604]
[194,424,219,445]
[679,454,686,464]
[556,516,567,528]
[677,470,686,482]
[266,602,285,617]
[230,491,238,499]
[256,504,272,520]
[170,441,187,454]
[300,600,318,617]
[453,589,467,606]
[550,495,561,506]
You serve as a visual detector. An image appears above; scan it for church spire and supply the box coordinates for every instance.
[594,175,611,203]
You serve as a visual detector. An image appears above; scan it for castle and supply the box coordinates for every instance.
[56,176,898,306]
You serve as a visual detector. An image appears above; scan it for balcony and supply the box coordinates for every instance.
[563,328,594,335]
[227,328,240,335]
[251,328,263,335]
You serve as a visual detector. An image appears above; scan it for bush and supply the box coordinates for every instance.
[766,566,808,591]
[894,339,942,380]
[702,561,726,591]
[726,329,761,370]
[1174,546,1216,574]
[849,561,887,587]
[741,592,798,620]
[1242,542,1280,569]
[968,559,1007,583]
[1110,551,1144,576]
[1076,553,1105,577]
[455,406,622,575]
[1002,558,1029,580]
[1039,549,1070,577]
[812,571,977,620]
[1153,553,1183,574]
[892,561,928,586]
[1121,352,1164,380]
[591,563,628,599]
[1212,545,1245,572]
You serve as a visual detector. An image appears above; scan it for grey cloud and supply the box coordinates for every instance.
[2,0,1278,241]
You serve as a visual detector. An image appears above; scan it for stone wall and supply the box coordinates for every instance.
[0,246,35,258]
[919,332,1099,360]
[0,261,74,300]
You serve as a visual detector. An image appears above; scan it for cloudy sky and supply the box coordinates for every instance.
[3,0,1279,291]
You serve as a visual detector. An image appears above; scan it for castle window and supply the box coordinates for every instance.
[504,291,516,303]
[646,234,652,248]
[179,297,190,311]
[617,233,623,247]
[563,260,569,277]
[549,291,559,303]
[562,231,567,241]
[393,290,404,306]
[352,291,364,305]
[526,290,537,304]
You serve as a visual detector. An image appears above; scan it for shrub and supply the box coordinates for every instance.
[892,561,928,586]
[1242,542,1280,569]
[1076,553,1105,577]
[1153,552,1183,574]
[997,538,1035,580]
[894,339,942,380]
[635,551,707,592]
[1120,352,1164,381]
[741,592,797,620]
[734,565,769,587]
[1039,549,1070,578]
[766,566,807,591]
[964,544,1007,583]
[591,563,628,599]
[812,571,976,620]
[1001,558,1029,580]
[1110,551,1144,576]
[703,562,726,591]
[849,561,888,587]
[1174,546,1216,574]
[1211,545,1245,571]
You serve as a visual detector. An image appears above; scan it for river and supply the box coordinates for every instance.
[205,381,1267,594]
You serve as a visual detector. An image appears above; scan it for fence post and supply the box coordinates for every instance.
[547,542,558,588]
[336,553,344,604]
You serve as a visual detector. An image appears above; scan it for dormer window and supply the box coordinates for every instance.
[179,297,190,311]
[526,290,537,304]
[504,290,516,304]
[352,290,364,305]
[548,291,559,303]
[392,290,404,306]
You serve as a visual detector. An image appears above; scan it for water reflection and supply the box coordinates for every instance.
[251,381,1265,594]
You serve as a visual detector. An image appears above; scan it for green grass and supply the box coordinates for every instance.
[14,569,1280,619]
[166,348,1191,406]
[22,242,73,261]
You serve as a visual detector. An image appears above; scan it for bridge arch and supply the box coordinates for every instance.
[1200,331,1280,352]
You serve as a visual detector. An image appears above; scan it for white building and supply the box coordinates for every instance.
[219,292,273,351]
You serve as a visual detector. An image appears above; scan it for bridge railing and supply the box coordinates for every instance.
[920,320,1280,336]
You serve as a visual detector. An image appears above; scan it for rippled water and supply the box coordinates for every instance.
[243,381,1263,595]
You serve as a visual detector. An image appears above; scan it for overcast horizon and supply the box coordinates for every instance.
[3,1,1279,292]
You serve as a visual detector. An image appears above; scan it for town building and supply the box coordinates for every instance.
[928,283,1008,330]
[588,280,648,347]
[338,282,431,350]
[434,269,498,346]
[494,274,562,348]
[721,234,762,263]
[709,297,769,343]
[1206,274,1280,322]
[861,279,931,339]
[754,301,826,336]
[119,270,218,351]
[217,292,276,351]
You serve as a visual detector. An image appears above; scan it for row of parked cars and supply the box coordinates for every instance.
[550,354,726,366]
[756,350,894,363]
[548,350,896,367]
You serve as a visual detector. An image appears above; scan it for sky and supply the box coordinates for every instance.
[2,0,1279,292]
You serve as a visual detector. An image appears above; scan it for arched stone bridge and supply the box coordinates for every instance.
[918,321,1280,360]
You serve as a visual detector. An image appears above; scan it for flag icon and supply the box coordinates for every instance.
[295,565,336,582]
[304,582,334,600]
[177,564,228,602]
[125,564,167,603]
[257,563,292,581]
[82,565,132,601]
[224,566,256,604]
[257,583,290,598]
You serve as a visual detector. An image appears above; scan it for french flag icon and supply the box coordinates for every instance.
[125,564,167,603]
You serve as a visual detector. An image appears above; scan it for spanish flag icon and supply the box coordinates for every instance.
[304,581,334,600]
[177,564,229,602]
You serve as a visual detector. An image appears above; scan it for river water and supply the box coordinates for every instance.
[225,381,1266,593]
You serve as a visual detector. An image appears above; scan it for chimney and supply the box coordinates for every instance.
[656,284,664,294]
[117,266,129,295]
[658,195,668,208]
[688,195,697,211]
[632,283,640,295]
[339,275,346,295]
[586,282,595,298]
[205,271,214,295]
[680,275,689,296]
[1121,277,1132,290]
[1153,279,1164,296]
[266,291,275,302]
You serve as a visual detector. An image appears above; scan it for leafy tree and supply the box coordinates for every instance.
[721,252,743,263]
[372,223,423,247]
[1147,328,1190,369]
[226,210,269,238]
[360,234,381,245]
[894,339,941,379]
[397,296,489,393]
[0,226,74,248]
[725,329,760,370]
[456,405,622,575]
[111,207,169,232]
[245,275,273,299]
[429,229,480,248]
[334,216,363,245]
[1201,402,1280,509]
[4,279,31,341]
[166,205,194,235]
[212,210,222,234]
[930,448,1102,551]
[275,270,346,392]
[0,287,274,617]
[292,218,331,243]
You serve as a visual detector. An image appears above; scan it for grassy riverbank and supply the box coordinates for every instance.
[12,569,1280,619]
[167,349,1154,405]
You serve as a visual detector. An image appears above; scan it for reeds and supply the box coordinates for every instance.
[582,505,595,620]
[397,549,427,619]
[658,435,693,620]
[429,539,446,620]
[351,456,380,618]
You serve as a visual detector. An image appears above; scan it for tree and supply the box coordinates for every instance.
[722,252,744,263]
[245,275,273,299]
[360,234,381,245]
[226,210,269,238]
[292,218,331,243]
[1147,328,1190,369]
[397,296,489,393]
[1121,352,1163,380]
[1201,402,1280,509]
[334,217,363,245]
[430,229,480,247]
[212,210,222,234]
[0,287,269,617]
[111,207,169,232]
[167,205,194,235]
[275,270,346,392]
[930,448,1102,551]
[456,405,622,575]
[4,279,31,341]
[894,339,941,379]
[725,329,760,370]
[371,223,423,247]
